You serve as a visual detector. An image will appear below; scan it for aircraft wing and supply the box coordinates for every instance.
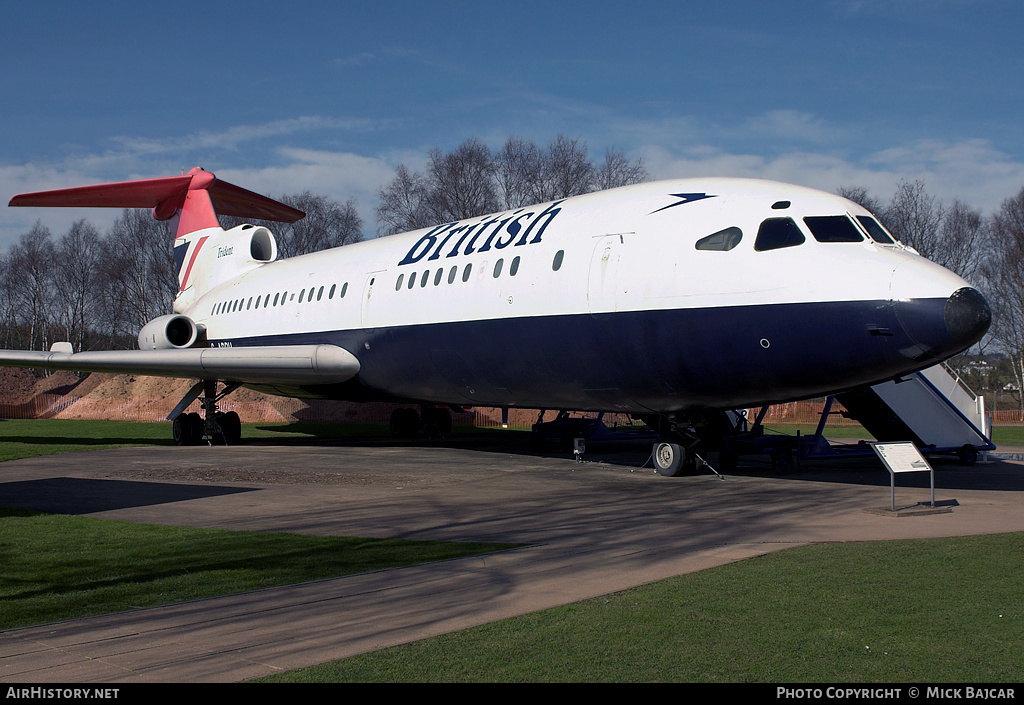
[0,344,360,386]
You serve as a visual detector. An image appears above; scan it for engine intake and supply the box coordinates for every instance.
[138,314,200,350]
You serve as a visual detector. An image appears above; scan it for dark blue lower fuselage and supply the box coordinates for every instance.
[219,293,973,415]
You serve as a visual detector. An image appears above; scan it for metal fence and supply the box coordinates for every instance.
[3,393,1019,428]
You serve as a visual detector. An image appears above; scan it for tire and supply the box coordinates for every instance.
[958,445,978,466]
[186,412,204,445]
[423,407,452,436]
[220,411,242,445]
[653,441,685,477]
[772,452,795,475]
[390,408,420,437]
[172,414,192,446]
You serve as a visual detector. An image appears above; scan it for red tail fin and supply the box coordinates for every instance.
[9,167,304,239]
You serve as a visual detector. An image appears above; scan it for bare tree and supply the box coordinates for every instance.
[882,179,946,260]
[377,134,648,233]
[494,136,542,209]
[983,186,1024,409]
[272,192,364,258]
[532,134,595,203]
[96,209,176,345]
[836,185,886,216]
[6,222,56,351]
[53,219,101,351]
[594,147,650,191]
[424,137,500,223]
[375,165,434,236]
[938,199,986,283]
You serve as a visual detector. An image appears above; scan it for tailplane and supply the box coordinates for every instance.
[9,167,303,297]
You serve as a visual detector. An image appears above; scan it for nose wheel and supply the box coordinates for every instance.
[652,440,702,477]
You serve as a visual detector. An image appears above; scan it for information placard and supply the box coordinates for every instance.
[871,442,932,473]
[870,441,935,511]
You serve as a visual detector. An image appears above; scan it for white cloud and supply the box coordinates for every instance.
[640,135,1024,215]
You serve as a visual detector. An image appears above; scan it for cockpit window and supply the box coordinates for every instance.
[754,218,804,252]
[804,215,864,243]
[695,227,742,251]
[856,215,895,244]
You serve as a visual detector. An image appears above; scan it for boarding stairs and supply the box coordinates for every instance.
[834,362,994,465]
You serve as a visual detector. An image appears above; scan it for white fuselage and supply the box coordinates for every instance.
[173,178,982,413]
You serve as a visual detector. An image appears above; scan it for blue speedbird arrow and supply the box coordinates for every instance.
[650,192,717,214]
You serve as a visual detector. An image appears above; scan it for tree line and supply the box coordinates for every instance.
[3,134,1024,409]
[0,192,363,353]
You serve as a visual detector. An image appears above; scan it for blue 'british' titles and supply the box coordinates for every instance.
[398,200,565,266]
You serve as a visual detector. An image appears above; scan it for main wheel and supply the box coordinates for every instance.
[422,407,452,436]
[172,414,193,446]
[390,408,421,437]
[220,410,242,445]
[186,412,204,445]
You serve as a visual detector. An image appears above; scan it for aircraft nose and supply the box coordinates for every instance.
[944,286,991,349]
[892,285,991,362]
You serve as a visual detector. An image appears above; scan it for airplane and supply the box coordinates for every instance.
[2,167,991,476]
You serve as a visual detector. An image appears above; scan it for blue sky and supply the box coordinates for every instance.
[2,0,1022,249]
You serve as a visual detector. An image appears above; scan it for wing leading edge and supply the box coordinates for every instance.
[0,345,360,386]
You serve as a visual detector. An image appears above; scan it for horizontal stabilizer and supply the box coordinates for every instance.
[9,168,305,225]
[0,344,359,386]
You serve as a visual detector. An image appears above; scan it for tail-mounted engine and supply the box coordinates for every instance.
[138,314,202,350]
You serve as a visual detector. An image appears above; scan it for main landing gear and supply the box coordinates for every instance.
[389,405,454,438]
[169,380,242,446]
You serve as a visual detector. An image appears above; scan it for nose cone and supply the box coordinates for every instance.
[893,286,991,362]
[944,287,991,349]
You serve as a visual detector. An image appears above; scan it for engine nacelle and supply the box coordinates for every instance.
[138,314,200,350]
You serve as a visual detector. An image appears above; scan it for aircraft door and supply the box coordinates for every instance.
[360,270,385,332]
[587,234,626,314]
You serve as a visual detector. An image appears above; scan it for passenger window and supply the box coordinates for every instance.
[493,259,503,278]
[695,227,742,251]
[553,250,565,271]
[299,289,306,303]
[434,268,443,286]
[510,256,520,276]
[754,218,805,252]
[396,274,404,291]
[317,286,324,301]
[340,282,348,298]
[856,216,895,244]
[420,270,429,288]
[448,266,457,284]
[408,272,416,289]
[804,215,863,243]
[329,284,336,299]
[462,263,472,282]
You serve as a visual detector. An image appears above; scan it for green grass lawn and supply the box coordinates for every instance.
[0,417,394,462]
[0,507,516,631]
[260,533,1024,683]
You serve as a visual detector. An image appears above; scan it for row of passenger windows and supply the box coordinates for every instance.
[209,250,570,315]
[394,250,566,291]
[211,281,349,316]
[397,256,523,291]
[694,214,895,253]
